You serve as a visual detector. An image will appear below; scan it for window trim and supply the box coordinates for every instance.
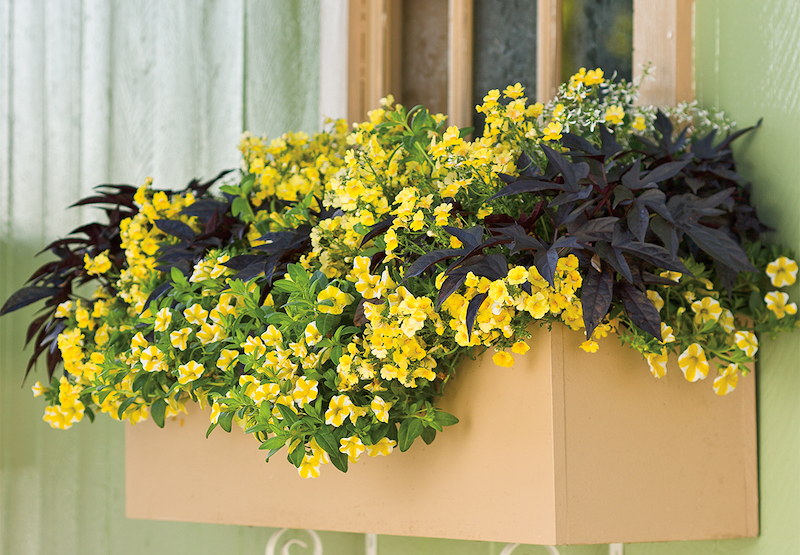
[346,0,694,124]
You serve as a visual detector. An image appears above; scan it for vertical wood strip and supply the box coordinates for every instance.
[319,0,349,123]
[633,0,695,106]
[6,1,45,553]
[536,0,561,102]
[447,0,472,129]
[79,0,111,202]
[245,0,321,138]
[108,0,156,184]
[153,1,201,189]
[200,0,245,176]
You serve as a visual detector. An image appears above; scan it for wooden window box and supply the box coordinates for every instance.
[126,324,757,544]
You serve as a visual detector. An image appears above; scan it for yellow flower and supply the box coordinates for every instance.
[632,116,646,131]
[511,341,529,354]
[370,396,392,423]
[645,350,668,378]
[325,394,354,427]
[196,322,225,344]
[209,401,221,424]
[317,285,353,315]
[170,327,192,350]
[507,266,528,285]
[691,296,722,325]
[177,360,205,385]
[292,377,319,407]
[304,322,321,346]
[140,346,167,373]
[84,251,112,275]
[765,291,797,319]
[678,343,710,382]
[242,335,266,359]
[492,351,514,367]
[604,105,625,125]
[183,304,208,326]
[154,307,172,332]
[298,454,321,479]
[503,82,524,99]
[31,381,46,397]
[580,340,599,353]
[55,301,73,318]
[713,363,739,396]
[584,68,604,85]
[734,330,758,357]
[367,437,397,457]
[719,309,735,333]
[261,325,283,346]
[542,121,563,142]
[660,322,675,343]
[647,290,664,312]
[766,256,798,287]
[216,349,239,371]
[339,436,365,462]
[131,331,148,352]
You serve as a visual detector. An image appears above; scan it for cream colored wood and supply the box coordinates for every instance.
[537,0,562,102]
[447,0,472,129]
[320,0,349,122]
[633,0,695,106]
[127,324,758,544]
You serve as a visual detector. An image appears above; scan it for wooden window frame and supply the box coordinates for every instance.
[347,0,694,125]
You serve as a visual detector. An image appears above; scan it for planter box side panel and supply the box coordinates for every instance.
[553,326,759,544]
[126,325,561,544]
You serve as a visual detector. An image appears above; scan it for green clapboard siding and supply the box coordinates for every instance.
[2,0,800,554]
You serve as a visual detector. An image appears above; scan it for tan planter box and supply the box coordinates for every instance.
[126,324,758,545]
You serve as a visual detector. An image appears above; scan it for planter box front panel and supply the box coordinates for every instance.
[126,325,757,545]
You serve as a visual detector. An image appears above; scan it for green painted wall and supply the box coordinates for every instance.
[2,1,799,554]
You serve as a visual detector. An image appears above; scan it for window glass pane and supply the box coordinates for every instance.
[401,0,449,115]
[561,0,633,81]
[472,0,538,132]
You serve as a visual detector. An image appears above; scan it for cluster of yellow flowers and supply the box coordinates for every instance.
[27,69,799,479]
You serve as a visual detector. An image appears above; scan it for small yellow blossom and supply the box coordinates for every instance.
[370,396,392,423]
[31,381,46,397]
[154,307,172,332]
[542,122,563,142]
[177,360,205,385]
[678,343,710,382]
[766,256,798,287]
[647,290,664,312]
[604,105,625,125]
[691,296,722,325]
[170,327,192,350]
[512,341,529,354]
[292,377,319,407]
[713,363,739,395]
[765,291,797,319]
[492,351,514,367]
[734,330,758,357]
[183,304,208,326]
[325,394,354,427]
[339,436,365,462]
[580,340,599,353]
[367,437,396,457]
[646,350,669,378]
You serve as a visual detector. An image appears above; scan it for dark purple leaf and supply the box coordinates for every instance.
[486,179,561,202]
[534,248,559,287]
[540,144,589,192]
[435,274,468,310]
[405,249,465,280]
[466,292,488,340]
[684,224,757,272]
[0,286,61,315]
[360,217,396,246]
[154,219,196,242]
[581,264,614,339]
[595,241,633,283]
[443,226,484,249]
[618,282,662,340]
[627,199,649,242]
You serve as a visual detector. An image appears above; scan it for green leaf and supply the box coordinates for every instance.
[116,396,137,421]
[150,398,167,428]
[398,418,424,452]
[276,404,299,427]
[287,440,305,468]
[421,426,437,445]
[331,345,343,365]
[205,422,218,439]
[259,435,287,451]
[218,410,234,433]
[433,411,459,427]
